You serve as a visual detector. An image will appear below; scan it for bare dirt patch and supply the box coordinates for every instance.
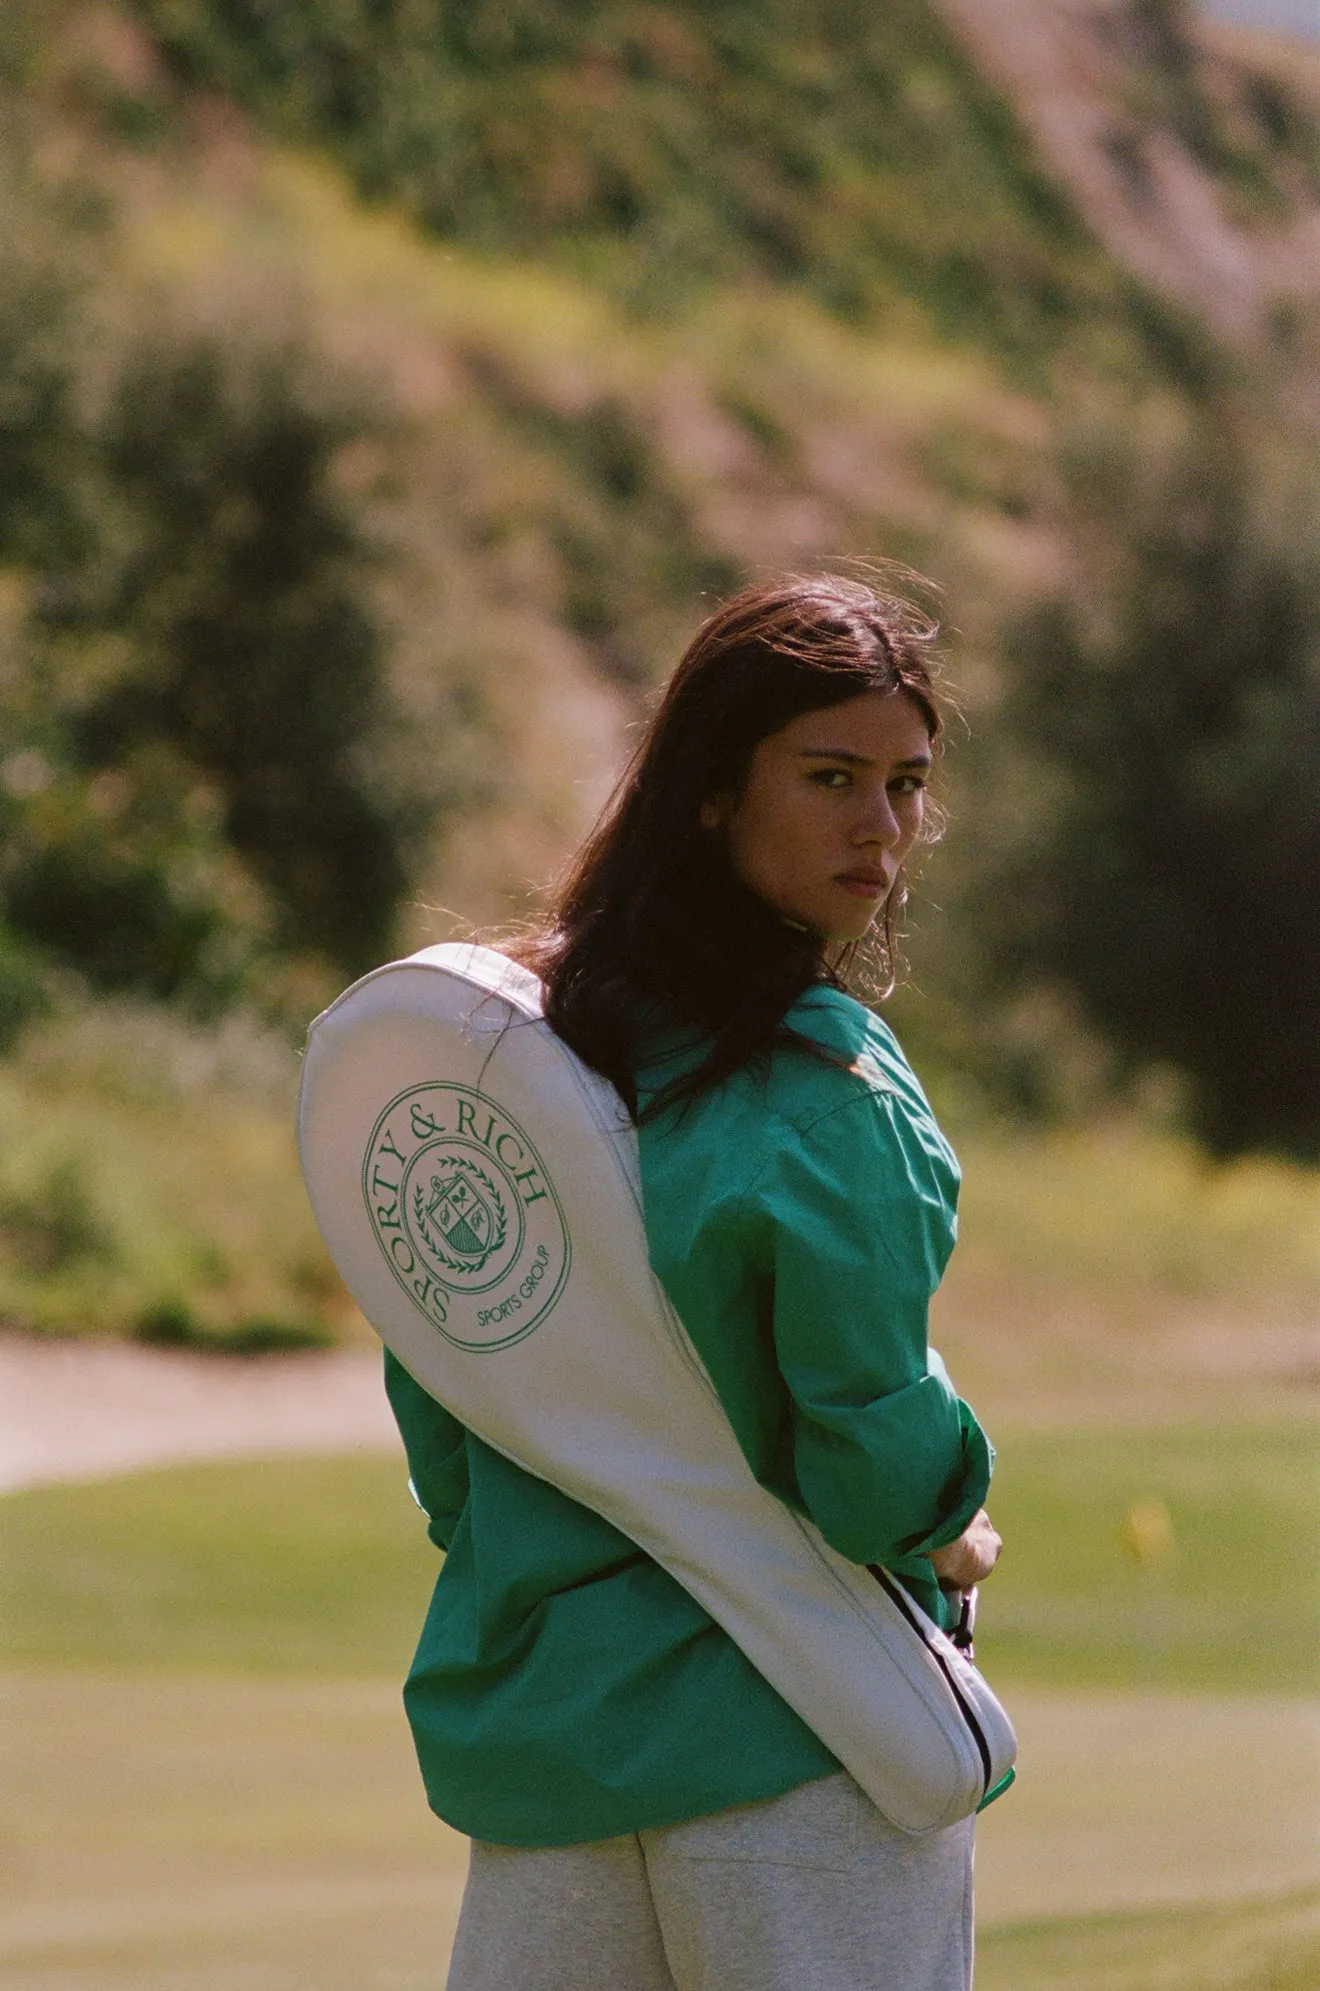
[0,1333,398,1495]
[937,0,1320,356]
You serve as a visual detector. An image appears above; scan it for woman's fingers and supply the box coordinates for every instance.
[930,1509,1002,1590]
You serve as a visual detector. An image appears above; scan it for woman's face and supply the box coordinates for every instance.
[702,688,933,942]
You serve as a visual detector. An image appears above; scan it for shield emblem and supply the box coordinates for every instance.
[425,1169,497,1264]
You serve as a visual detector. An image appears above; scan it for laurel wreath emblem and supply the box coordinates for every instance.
[412,1156,508,1275]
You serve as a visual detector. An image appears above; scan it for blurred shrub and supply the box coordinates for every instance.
[0,153,437,1026]
[0,995,345,1337]
[0,915,51,1050]
[57,337,412,977]
[0,1152,111,1277]
[135,1296,332,1354]
[986,409,1320,1159]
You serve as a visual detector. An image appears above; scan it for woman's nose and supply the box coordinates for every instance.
[855,792,902,847]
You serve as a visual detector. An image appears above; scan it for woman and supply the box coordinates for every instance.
[386,573,1002,1991]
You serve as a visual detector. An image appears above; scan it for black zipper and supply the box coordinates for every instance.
[867,1566,993,1795]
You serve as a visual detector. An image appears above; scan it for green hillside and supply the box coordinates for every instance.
[125,0,1205,379]
[3,0,1320,1337]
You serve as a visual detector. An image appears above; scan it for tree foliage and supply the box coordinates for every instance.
[65,342,410,974]
[0,168,427,1027]
[992,415,1320,1158]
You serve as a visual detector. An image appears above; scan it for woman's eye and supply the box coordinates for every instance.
[890,776,927,797]
[809,768,852,789]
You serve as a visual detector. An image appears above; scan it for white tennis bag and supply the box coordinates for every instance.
[297,944,1016,1836]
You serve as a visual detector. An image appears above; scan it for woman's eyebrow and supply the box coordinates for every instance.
[797,749,933,770]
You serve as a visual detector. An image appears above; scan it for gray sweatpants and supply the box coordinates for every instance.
[446,1771,974,1991]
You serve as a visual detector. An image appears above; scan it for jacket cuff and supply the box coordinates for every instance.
[904,1403,993,1556]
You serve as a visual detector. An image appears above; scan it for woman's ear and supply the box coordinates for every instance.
[699,794,730,831]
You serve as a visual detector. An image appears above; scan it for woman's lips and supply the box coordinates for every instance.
[834,873,890,898]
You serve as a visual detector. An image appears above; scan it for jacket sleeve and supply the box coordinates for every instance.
[383,1349,470,1551]
[752,1092,991,1570]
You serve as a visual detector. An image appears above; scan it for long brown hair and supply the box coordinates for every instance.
[516,573,946,1116]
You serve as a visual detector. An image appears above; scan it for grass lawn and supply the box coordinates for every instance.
[975,1420,1320,1695]
[1,1672,466,1991]
[3,1424,1316,1693]
[977,1888,1320,1991]
[3,1672,1317,1991]
[2,1425,1317,1986]
[0,1452,435,1678]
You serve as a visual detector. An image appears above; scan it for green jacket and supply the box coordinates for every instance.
[385,984,992,1846]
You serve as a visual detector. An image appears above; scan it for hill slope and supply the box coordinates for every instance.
[940,0,1320,358]
[4,0,1320,1335]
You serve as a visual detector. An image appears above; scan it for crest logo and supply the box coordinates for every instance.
[361,1082,571,1351]
[415,1161,506,1273]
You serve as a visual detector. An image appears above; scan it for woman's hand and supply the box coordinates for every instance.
[930,1508,1001,1592]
